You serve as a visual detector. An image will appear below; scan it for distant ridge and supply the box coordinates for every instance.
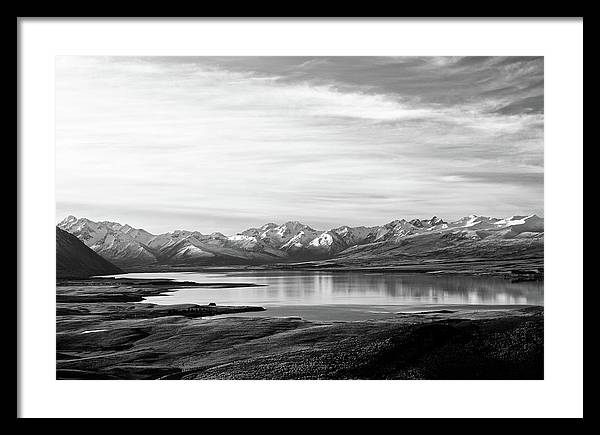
[57,214,544,269]
[56,227,123,278]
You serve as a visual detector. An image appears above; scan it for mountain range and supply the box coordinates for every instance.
[57,214,544,270]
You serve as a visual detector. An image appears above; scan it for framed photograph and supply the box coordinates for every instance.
[17,18,583,418]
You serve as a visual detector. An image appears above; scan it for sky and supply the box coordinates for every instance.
[56,56,544,235]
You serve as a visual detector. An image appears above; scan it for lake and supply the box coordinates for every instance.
[104,271,544,321]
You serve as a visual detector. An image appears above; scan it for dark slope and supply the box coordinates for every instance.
[56,227,123,278]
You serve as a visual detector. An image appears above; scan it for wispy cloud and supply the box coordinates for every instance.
[56,56,543,234]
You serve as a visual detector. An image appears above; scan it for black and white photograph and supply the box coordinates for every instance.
[54,55,546,380]
[18,18,583,418]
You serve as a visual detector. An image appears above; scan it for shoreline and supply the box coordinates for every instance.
[107,256,544,282]
[210,303,543,322]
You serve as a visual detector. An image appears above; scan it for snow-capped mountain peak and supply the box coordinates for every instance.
[58,213,543,268]
[59,215,78,226]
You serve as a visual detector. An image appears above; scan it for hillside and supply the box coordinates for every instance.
[56,227,123,278]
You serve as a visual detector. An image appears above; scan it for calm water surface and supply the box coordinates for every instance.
[106,271,543,315]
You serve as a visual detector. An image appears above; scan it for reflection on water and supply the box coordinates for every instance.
[108,271,544,307]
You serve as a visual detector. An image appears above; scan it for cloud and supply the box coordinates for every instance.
[56,56,544,234]
[448,171,544,186]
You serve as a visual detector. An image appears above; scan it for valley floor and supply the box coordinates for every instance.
[56,277,543,380]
